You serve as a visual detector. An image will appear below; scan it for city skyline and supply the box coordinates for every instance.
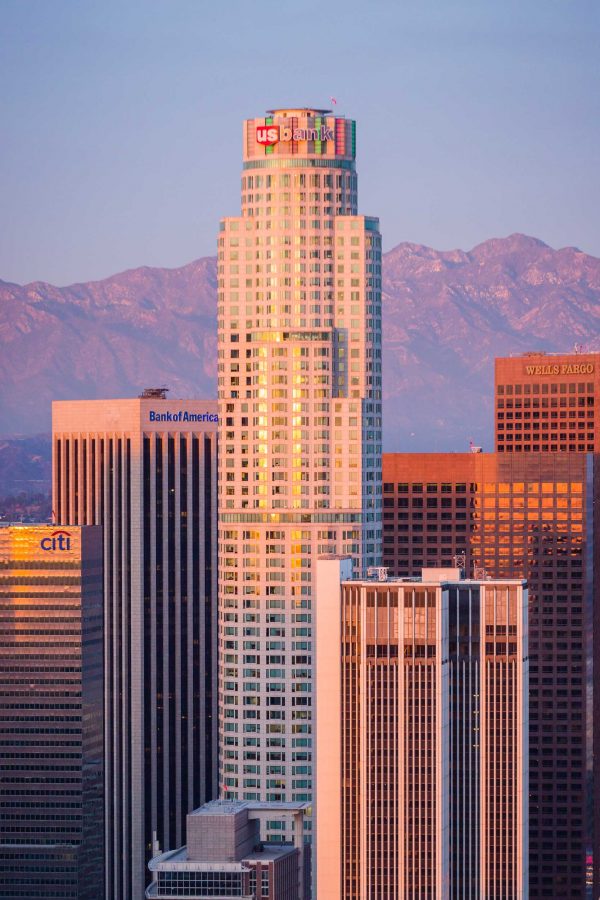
[1,7,599,887]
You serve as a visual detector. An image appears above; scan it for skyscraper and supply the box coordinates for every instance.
[52,393,219,900]
[495,350,599,454]
[217,108,382,821]
[316,558,528,899]
[0,524,103,900]
[381,451,595,898]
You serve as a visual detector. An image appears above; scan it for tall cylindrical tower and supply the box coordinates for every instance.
[217,108,382,835]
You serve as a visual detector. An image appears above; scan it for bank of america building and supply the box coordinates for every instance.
[53,394,218,900]
[217,108,382,832]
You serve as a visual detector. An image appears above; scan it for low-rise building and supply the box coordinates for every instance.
[146,799,310,900]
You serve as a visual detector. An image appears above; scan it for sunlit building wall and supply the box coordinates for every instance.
[0,524,103,900]
[316,559,528,899]
[494,352,600,454]
[217,108,382,827]
[381,452,595,899]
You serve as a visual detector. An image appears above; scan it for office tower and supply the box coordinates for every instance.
[146,800,310,900]
[381,451,595,899]
[0,524,103,900]
[217,108,382,819]
[52,393,219,900]
[316,558,528,899]
[495,351,599,453]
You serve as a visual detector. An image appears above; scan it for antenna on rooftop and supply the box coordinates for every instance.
[367,566,389,582]
[453,551,466,575]
[139,387,169,399]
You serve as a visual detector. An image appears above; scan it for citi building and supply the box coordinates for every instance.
[217,108,382,825]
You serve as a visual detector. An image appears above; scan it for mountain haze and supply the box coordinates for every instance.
[1,234,599,454]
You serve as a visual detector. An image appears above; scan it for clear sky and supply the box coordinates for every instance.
[1,0,599,286]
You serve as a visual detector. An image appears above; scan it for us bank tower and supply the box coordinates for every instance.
[217,108,382,829]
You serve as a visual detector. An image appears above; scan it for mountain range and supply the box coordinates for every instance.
[1,234,599,486]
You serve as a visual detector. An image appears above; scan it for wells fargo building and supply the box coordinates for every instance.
[217,109,382,822]
[495,351,599,454]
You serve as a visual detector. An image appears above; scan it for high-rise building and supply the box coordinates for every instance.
[52,393,219,900]
[316,558,528,899]
[146,800,310,900]
[495,351,599,454]
[381,451,596,898]
[217,108,382,821]
[0,524,103,900]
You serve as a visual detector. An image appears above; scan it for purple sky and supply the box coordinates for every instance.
[1,0,599,285]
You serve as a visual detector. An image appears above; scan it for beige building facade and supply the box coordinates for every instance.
[217,109,382,825]
[316,559,528,899]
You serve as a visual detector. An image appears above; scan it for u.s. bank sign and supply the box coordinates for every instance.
[256,124,334,147]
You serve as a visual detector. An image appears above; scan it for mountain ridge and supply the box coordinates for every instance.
[1,233,599,454]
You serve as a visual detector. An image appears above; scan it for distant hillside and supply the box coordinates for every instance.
[1,234,599,456]
[0,434,51,498]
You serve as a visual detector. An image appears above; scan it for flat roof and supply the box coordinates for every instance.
[190,799,310,817]
[265,107,332,116]
[342,577,526,587]
[149,842,297,871]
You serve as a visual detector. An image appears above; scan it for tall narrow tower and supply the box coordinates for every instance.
[217,108,382,823]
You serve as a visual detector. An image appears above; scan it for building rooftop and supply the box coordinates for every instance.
[337,563,525,587]
[502,349,599,358]
[265,107,333,116]
[189,799,310,817]
[148,841,297,871]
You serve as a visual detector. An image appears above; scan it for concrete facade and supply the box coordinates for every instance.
[146,800,310,900]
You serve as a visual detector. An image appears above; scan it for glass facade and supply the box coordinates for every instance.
[0,524,103,899]
[381,452,594,898]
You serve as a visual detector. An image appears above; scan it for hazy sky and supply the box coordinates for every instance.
[2,0,599,285]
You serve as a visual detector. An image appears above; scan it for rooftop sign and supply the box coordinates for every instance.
[256,124,334,147]
[524,363,594,376]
